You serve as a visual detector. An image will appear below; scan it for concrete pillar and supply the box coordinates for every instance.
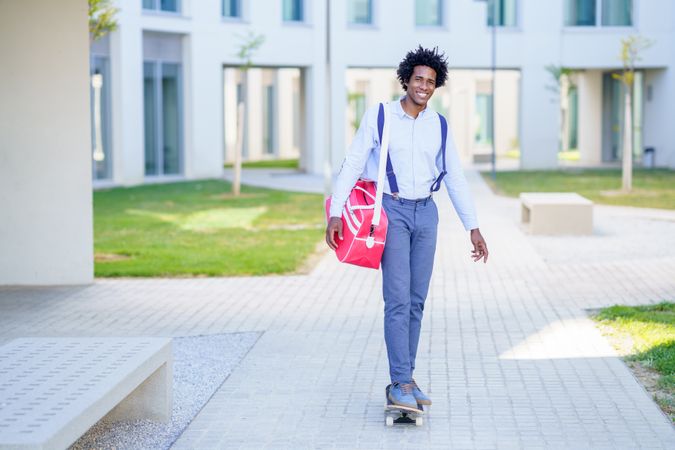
[0,0,93,285]
[644,68,675,168]
[303,64,328,175]
[276,69,295,159]
[110,2,144,185]
[495,71,520,157]
[577,70,603,165]
[245,68,263,160]
[520,65,560,169]
[329,61,348,173]
[448,71,475,160]
[223,69,238,163]
[186,25,224,178]
[518,0,562,169]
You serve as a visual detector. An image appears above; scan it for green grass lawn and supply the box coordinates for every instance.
[224,158,299,169]
[94,179,324,277]
[482,168,675,210]
[593,302,675,421]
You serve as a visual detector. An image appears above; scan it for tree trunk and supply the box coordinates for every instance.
[621,85,633,192]
[560,77,569,153]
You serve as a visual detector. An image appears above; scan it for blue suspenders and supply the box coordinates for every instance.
[376,104,448,197]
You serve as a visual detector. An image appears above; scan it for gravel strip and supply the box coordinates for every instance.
[70,332,261,450]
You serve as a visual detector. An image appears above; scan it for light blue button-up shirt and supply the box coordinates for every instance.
[330,98,479,231]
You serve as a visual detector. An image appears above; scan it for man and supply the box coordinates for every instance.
[325,46,489,410]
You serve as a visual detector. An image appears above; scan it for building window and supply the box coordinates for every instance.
[142,0,180,13]
[568,88,579,150]
[475,93,493,145]
[144,62,183,176]
[416,0,443,27]
[565,0,596,26]
[487,0,517,27]
[222,0,242,18]
[90,57,112,181]
[283,0,304,22]
[602,0,632,26]
[348,0,373,25]
[565,0,632,27]
[263,84,276,155]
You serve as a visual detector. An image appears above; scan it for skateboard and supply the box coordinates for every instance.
[384,384,424,427]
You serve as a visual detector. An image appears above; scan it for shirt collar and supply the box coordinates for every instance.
[393,96,430,120]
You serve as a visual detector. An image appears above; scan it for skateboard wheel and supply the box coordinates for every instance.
[386,416,394,427]
[415,417,423,427]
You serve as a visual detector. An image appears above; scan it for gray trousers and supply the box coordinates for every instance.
[381,194,438,384]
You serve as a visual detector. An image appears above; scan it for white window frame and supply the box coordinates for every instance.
[221,0,246,22]
[282,0,310,25]
[415,0,445,29]
[487,0,519,28]
[142,0,182,16]
[563,0,635,29]
[347,0,378,29]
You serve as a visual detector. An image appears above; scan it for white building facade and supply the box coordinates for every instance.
[89,0,675,189]
[2,0,674,286]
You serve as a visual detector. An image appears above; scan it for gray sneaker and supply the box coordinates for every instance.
[388,382,419,410]
[412,379,431,405]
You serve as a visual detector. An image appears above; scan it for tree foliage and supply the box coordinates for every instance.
[236,32,266,70]
[612,36,653,87]
[89,0,119,42]
[545,65,578,95]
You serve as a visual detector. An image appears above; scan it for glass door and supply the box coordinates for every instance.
[602,72,623,162]
[602,71,643,162]
[144,61,183,176]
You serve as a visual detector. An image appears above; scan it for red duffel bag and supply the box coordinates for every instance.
[325,102,391,269]
[324,179,388,269]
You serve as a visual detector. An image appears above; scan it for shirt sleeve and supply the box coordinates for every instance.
[329,106,379,218]
[436,124,479,231]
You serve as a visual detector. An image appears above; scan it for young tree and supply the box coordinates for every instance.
[232,32,265,196]
[89,0,119,42]
[89,1,119,165]
[613,36,652,192]
[545,65,578,155]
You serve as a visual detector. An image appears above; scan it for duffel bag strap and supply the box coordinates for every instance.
[371,102,391,229]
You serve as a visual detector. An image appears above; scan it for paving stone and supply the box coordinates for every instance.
[1,170,674,449]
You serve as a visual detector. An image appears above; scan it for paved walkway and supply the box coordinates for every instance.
[1,169,675,449]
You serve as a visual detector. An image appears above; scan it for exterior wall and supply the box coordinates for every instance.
[110,2,144,185]
[276,69,302,160]
[644,69,675,168]
[0,0,93,285]
[105,0,325,185]
[99,0,675,184]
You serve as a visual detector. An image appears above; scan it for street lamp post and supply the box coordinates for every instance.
[324,0,333,197]
[475,0,497,180]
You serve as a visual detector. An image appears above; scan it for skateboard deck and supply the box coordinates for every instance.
[384,384,424,426]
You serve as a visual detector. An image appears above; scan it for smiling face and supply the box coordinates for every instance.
[405,65,437,108]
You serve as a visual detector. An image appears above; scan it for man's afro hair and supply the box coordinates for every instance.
[396,46,449,91]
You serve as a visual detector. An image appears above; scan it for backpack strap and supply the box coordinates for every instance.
[430,113,448,193]
[377,104,399,196]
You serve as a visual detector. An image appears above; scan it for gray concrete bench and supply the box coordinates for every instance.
[0,337,172,450]
[520,192,593,235]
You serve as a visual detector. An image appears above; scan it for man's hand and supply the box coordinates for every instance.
[470,228,489,263]
[325,217,343,250]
